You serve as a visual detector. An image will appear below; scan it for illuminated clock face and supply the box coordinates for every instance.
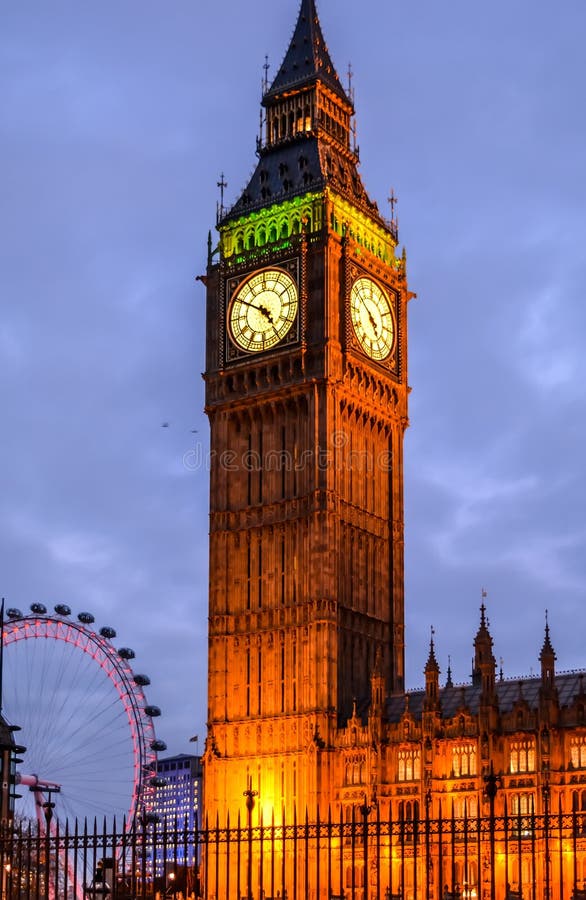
[350,277,395,361]
[229,269,299,353]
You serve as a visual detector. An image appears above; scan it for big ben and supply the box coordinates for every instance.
[203,0,411,823]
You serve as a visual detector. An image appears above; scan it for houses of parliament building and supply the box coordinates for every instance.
[201,2,586,898]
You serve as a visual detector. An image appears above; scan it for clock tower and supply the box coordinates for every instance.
[204,0,411,822]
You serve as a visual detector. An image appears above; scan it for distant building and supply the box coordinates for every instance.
[146,753,202,873]
[154,753,202,831]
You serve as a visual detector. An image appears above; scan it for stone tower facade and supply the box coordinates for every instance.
[203,0,411,822]
[201,7,586,900]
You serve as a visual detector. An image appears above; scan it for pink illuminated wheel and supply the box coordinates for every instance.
[1,605,166,828]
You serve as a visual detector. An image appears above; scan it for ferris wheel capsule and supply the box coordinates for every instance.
[54,604,71,616]
[100,626,117,639]
[118,647,135,660]
[77,611,95,624]
[145,705,161,717]
[134,674,151,686]
[148,776,167,788]
[30,603,47,615]
[6,608,22,619]
[151,739,167,752]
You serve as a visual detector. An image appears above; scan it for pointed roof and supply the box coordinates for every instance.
[446,655,454,688]
[425,628,440,675]
[264,0,351,105]
[540,611,556,662]
[474,603,493,648]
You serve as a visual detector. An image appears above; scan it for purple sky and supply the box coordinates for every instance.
[1,0,585,760]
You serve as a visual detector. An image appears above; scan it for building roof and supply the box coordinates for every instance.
[158,753,200,764]
[384,671,586,723]
[226,139,382,225]
[264,0,351,105]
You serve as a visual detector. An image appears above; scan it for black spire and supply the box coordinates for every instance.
[540,610,557,699]
[424,628,440,711]
[540,610,556,663]
[425,629,440,675]
[265,0,351,105]
[446,655,453,688]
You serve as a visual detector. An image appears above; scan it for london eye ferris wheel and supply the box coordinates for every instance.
[1,603,167,830]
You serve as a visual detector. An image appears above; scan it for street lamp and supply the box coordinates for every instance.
[424,788,432,900]
[360,794,372,900]
[244,777,258,900]
[483,762,501,900]
[542,767,551,900]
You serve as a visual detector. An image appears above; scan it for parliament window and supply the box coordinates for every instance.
[398,800,420,843]
[509,739,535,774]
[511,793,534,815]
[510,792,535,837]
[453,795,478,819]
[344,757,366,786]
[397,748,421,782]
[570,736,586,768]
[452,743,477,777]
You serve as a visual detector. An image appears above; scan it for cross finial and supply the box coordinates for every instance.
[480,588,488,625]
[389,189,397,217]
[216,173,228,223]
[263,55,270,93]
[347,62,354,102]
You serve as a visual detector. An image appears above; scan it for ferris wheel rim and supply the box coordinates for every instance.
[2,610,161,826]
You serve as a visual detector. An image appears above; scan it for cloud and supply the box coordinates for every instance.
[47,531,115,570]
[419,454,540,565]
[515,283,581,392]
[498,531,586,593]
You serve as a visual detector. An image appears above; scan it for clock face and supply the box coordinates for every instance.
[229,269,299,353]
[350,277,395,361]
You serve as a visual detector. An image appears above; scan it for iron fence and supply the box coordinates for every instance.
[2,808,586,900]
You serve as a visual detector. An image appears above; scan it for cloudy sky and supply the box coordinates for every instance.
[1,0,585,767]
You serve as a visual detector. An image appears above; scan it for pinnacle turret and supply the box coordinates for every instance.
[425,630,440,675]
[540,611,558,704]
[540,611,556,664]
[472,599,496,699]
[424,628,440,711]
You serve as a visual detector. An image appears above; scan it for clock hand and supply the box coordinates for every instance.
[238,298,275,325]
[238,298,259,312]
[361,298,379,336]
[258,303,275,325]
